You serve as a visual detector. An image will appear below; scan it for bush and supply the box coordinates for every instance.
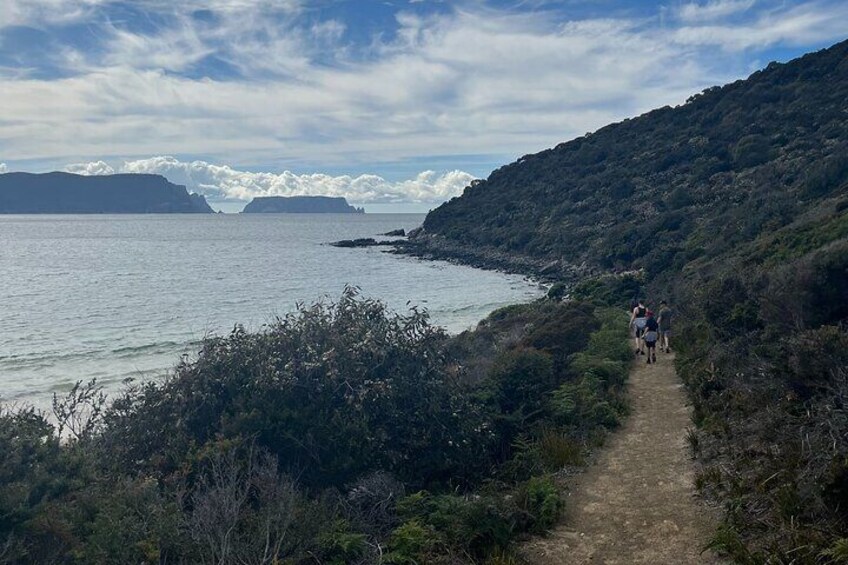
[385,520,440,564]
[486,348,554,424]
[395,491,518,558]
[0,407,79,563]
[316,521,368,565]
[522,301,599,370]
[78,478,179,564]
[515,476,563,534]
[0,292,633,564]
[571,274,643,308]
[99,287,492,489]
[550,308,630,432]
[536,428,585,469]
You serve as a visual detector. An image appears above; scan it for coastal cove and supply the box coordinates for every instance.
[0,213,543,410]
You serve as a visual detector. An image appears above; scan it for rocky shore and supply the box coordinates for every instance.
[332,227,598,284]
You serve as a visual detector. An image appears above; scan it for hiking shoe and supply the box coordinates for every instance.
[640,350,645,355]
[652,354,657,363]
[647,358,651,364]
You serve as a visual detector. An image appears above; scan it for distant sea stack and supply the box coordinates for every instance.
[0,172,214,214]
[242,196,364,214]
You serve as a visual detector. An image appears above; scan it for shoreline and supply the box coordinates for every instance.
[334,229,601,285]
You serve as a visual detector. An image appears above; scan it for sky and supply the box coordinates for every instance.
[0,0,846,212]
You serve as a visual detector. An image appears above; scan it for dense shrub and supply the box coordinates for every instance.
[485,347,555,447]
[521,301,598,371]
[0,290,632,564]
[100,287,491,489]
[675,242,848,560]
[570,273,643,308]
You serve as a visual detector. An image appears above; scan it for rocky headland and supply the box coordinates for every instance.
[242,195,364,213]
[0,172,214,213]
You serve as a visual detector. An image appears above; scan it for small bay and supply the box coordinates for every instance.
[0,214,542,409]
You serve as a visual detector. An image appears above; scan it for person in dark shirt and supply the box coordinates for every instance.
[630,299,648,355]
[643,310,660,364]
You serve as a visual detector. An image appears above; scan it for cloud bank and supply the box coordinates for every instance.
[2,0,847,199]
[65,156,476,203]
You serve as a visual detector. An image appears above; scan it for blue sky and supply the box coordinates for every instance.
[1,0,846,211]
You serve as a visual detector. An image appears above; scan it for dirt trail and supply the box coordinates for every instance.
[519,352,724,564]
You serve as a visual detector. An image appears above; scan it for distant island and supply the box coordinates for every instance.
[0,172,213,214]
[242,195,364,214]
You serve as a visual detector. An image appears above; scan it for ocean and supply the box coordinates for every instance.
[0,214,543,410]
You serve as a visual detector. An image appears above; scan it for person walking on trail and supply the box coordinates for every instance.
[630,299,648,355]
[643,310,659,364]
[658,300,673,353]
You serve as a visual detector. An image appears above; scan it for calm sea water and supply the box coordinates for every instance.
[0,214,542,410]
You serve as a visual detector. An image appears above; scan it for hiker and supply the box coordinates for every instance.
[658,300,673,353]
[630,299,648,355]
[643,310,659,364]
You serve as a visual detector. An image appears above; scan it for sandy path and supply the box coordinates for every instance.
[518,352,724,564]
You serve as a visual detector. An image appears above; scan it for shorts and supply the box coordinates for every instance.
[660,328,672,337]
[645,340,657,348]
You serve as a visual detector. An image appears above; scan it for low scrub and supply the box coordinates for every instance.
[676,241,848,562]
[0,290,632,563]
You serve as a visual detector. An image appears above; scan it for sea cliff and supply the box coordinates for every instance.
[0,172,214,214]
[242,195,364,213]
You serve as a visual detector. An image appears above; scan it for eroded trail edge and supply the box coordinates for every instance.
[519,353,723,564]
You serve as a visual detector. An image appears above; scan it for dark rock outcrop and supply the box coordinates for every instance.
[381,229,406,236]
[242,196,364,214]
[0,172,214,214]
[393,232,596,283]
[330,238,397,248]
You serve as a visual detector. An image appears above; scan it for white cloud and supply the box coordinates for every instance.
[671,1,848,50]
[0,0,301,29]
[677,0,757,23]
[0,0,107,28]
[1,1,846,177]
[65,156,477,203]
[65,160,114,175]
[0,163,7,173]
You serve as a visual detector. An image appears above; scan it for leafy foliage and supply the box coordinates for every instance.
[0,290,630,564]
[422,40,848,277]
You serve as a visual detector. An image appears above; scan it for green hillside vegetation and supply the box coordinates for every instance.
[422,41,848,279]
[418,39,848,562]
[0,289,631,564]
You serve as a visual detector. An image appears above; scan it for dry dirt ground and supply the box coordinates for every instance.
[518,352,726,564]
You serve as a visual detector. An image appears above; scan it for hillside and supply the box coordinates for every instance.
[413,39,848,562]
[418,39,848,280]
[0,172,214,213]
[242,195,364,213]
